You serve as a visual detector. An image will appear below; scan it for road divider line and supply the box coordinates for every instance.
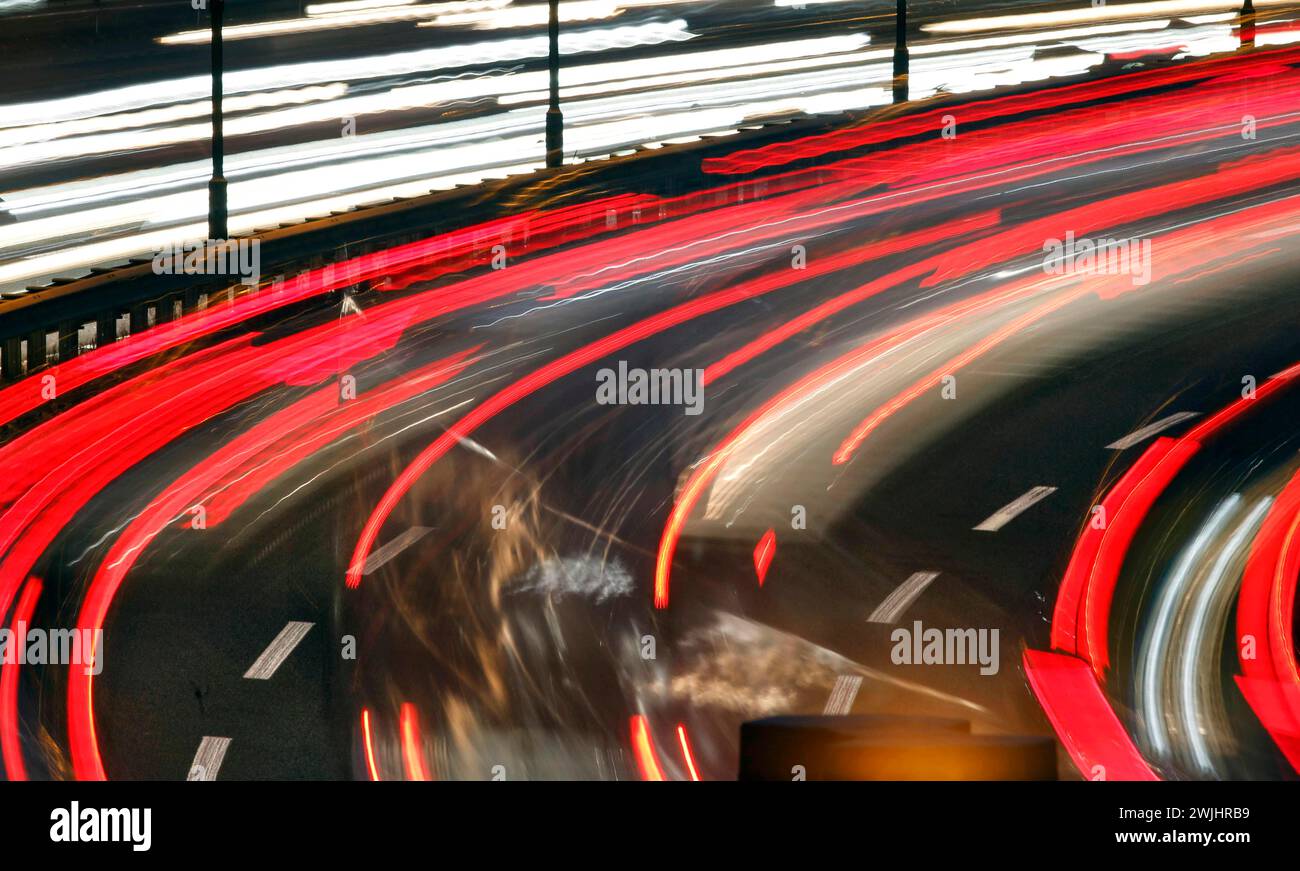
[868,571,940,624]
[1107,411,1200,450]
[186,737,231,781]
[361,526,432,576]
[973,485,1058,532]
[823,675,863,715]
[243,621,314,680]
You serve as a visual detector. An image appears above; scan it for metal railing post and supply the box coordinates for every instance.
[208,0,228,240]
[893,0,909,103]
[1240,0,1257,48]
[546,0,564,167]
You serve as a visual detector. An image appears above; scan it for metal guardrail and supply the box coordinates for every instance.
[0,109,822,381]
[0,0,1264,383]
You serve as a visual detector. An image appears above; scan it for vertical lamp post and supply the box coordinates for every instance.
[546,0,564,168]
[209,0,228,240]
[893,0,909,104]
[1240,0,1257,49]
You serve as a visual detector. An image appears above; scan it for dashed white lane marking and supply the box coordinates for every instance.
[823,675,863,715]
[1107,411,1200,450]
[868,571,940,624]
[244,621,314,680]
[187,736,231,781]
[973,485,1058,532]
[361,526,432,576]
